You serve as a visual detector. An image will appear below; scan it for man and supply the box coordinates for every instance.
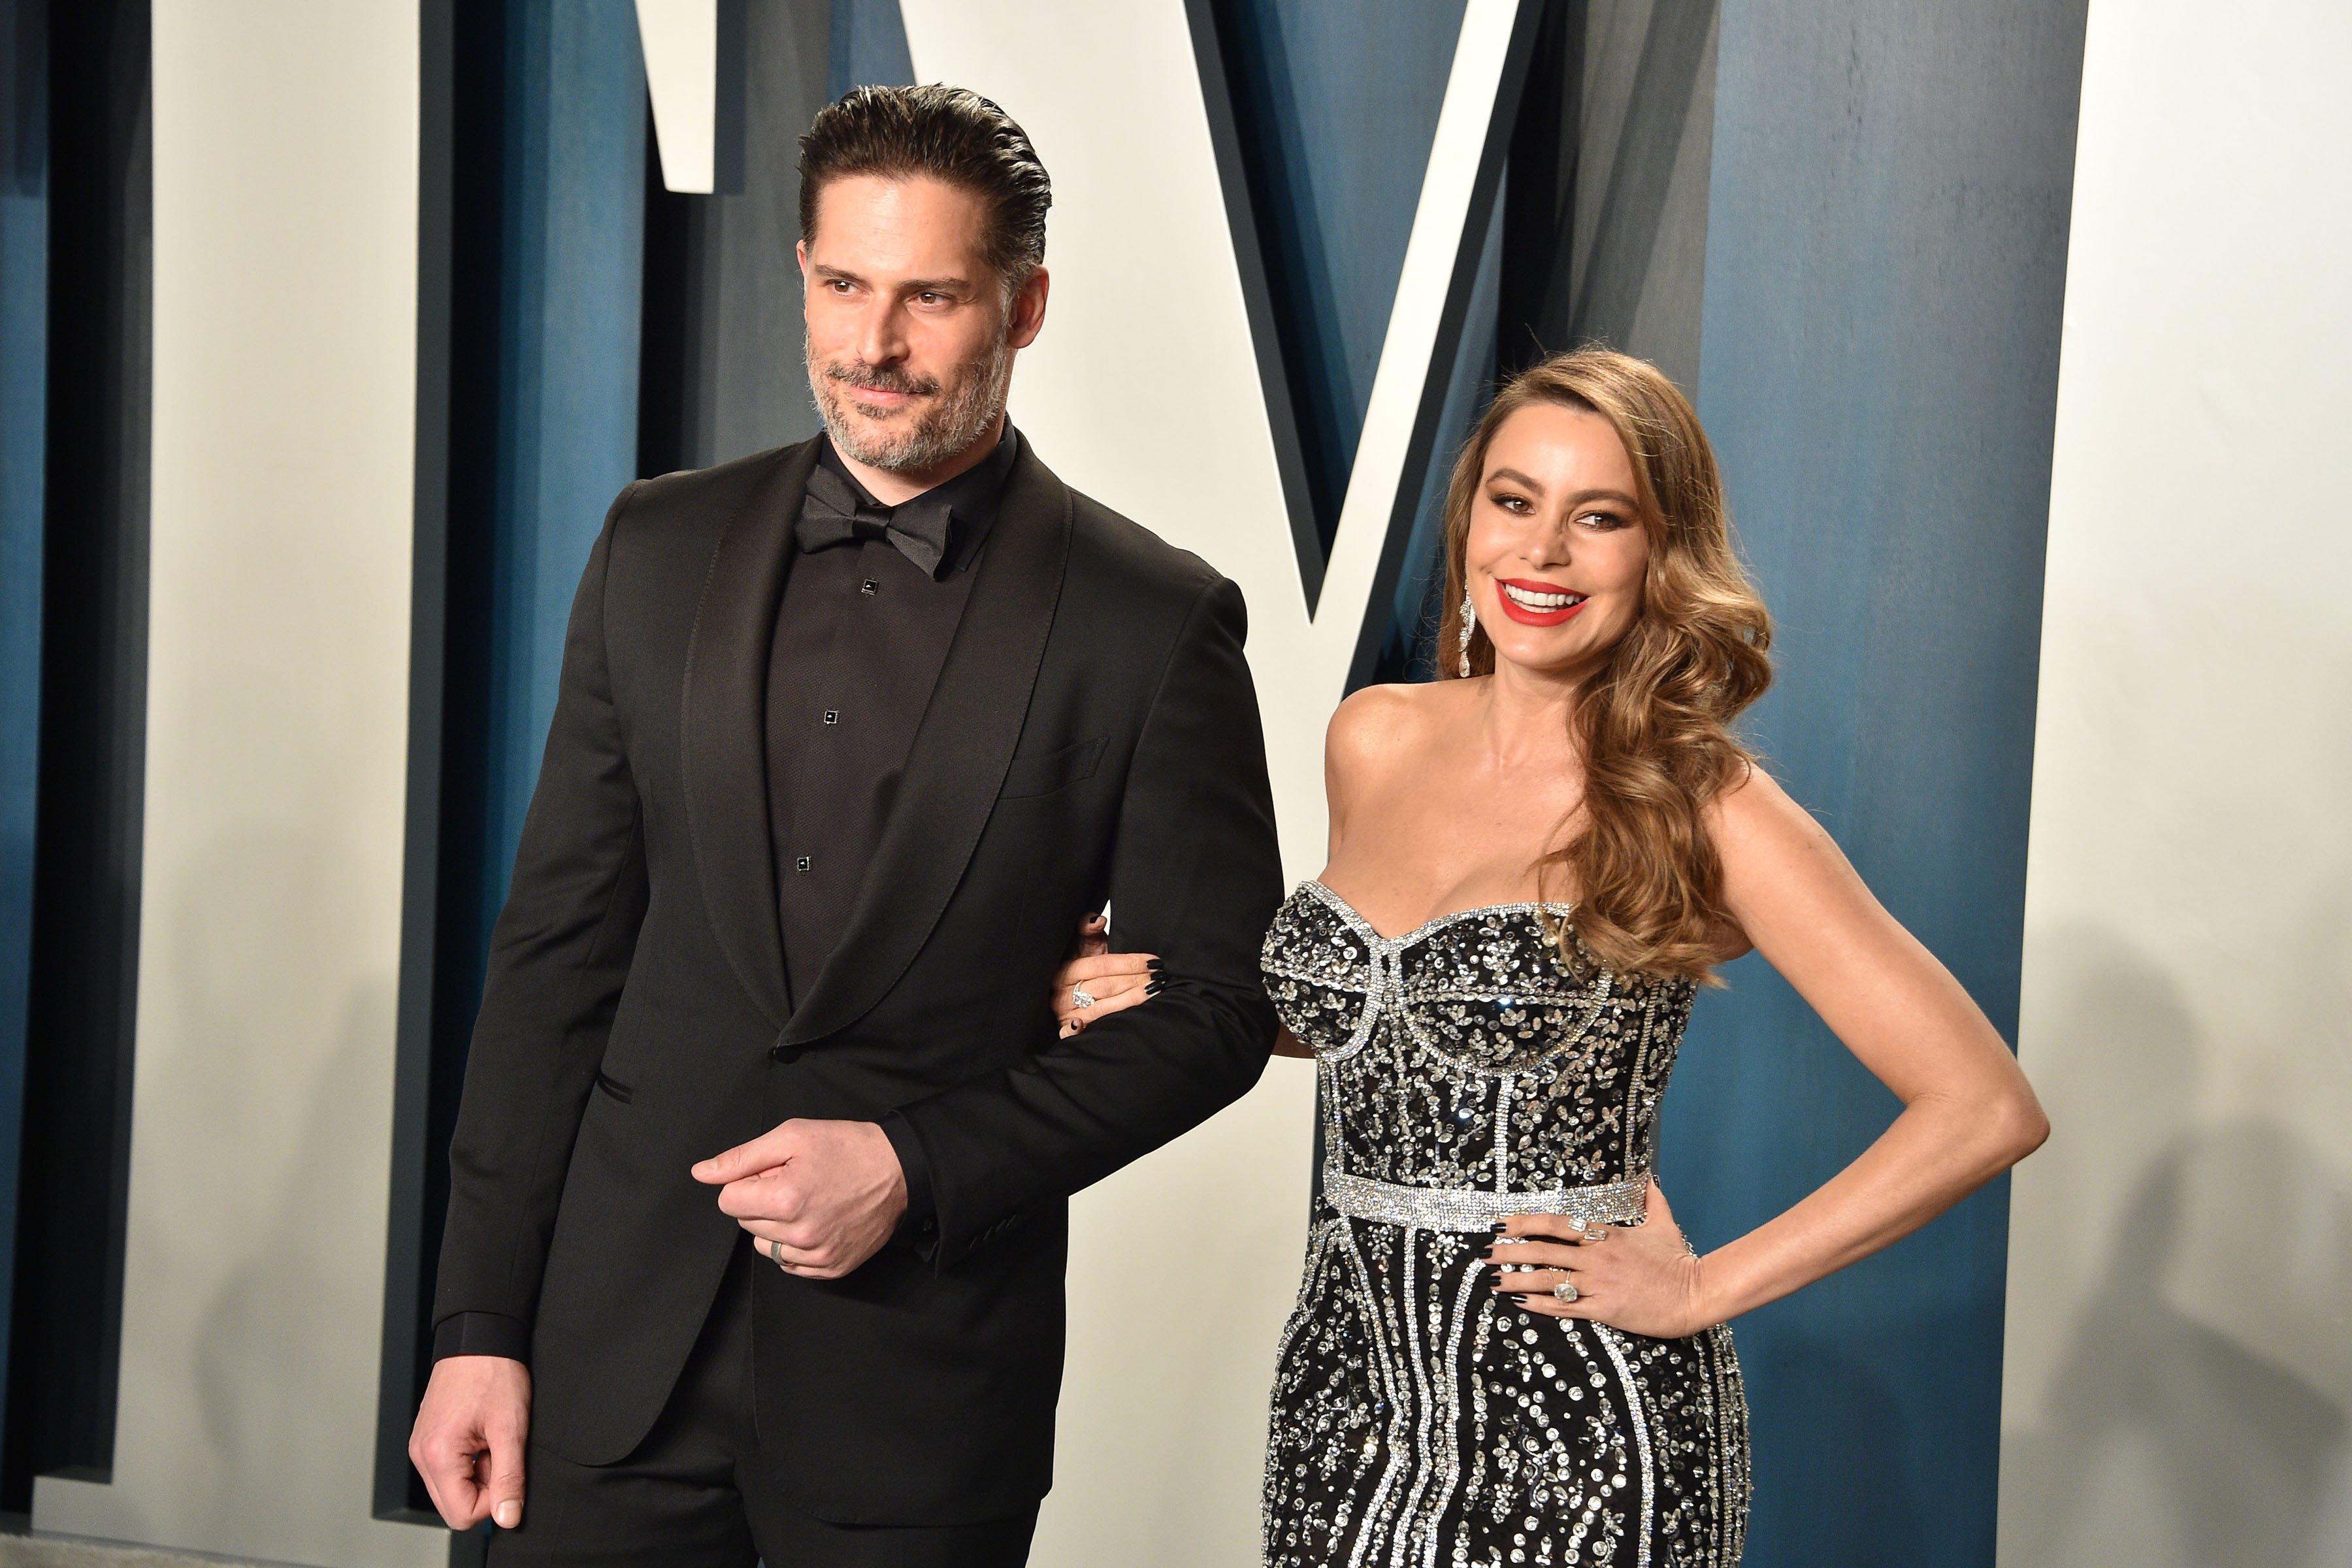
[409,85,1282,1565]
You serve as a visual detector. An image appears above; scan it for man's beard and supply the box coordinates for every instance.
[808,332,1011,474]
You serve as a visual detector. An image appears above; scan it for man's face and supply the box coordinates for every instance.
[798,174,1047,475]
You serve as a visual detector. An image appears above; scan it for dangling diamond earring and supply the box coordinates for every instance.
[1457,587,1476,678]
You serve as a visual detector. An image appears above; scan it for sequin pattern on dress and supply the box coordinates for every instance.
[1261,881,1750,1567]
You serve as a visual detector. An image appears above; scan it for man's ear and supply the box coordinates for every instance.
[1007,266,1051,351]
[796,238,809,281]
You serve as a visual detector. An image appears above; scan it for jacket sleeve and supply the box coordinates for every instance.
[431,487,651,1346]
[893,575,1284,1264]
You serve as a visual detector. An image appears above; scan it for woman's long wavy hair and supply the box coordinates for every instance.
[1435,348,1772,982]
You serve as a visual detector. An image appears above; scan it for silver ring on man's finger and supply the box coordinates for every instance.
[1553,1277,1579,1303]
[768,1238,788,1271]
[1072,985,1095,1009]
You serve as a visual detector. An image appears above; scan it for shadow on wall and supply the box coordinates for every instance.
[2002,928,2352,1567]
[150,826,401,1549]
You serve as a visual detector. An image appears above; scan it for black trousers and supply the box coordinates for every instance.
[489,1249,1039,1567]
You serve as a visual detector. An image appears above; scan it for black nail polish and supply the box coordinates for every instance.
[1510,1293,1532,1305]
[1147,957,1165,970]
[1146,979,1166,994]
[1490,1222,1509,1234]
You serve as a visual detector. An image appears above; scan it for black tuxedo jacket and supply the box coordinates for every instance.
[431,436,1282,1524]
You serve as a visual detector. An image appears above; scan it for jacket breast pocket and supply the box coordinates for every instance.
[998,735,1107,801]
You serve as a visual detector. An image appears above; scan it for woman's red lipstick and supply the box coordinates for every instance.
[1494,578,1588,627]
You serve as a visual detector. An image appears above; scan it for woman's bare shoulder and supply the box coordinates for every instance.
[1326,681,1466,786]
[1706,757,1836,861]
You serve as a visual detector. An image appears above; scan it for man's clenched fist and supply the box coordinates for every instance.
[410,1354,531,1531]
[693,1117,909,1279]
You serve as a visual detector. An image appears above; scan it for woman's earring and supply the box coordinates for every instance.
[1457,587,1476,678]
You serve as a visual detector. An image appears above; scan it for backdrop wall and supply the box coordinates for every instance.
[29,2,440,1563]
[1997,1,2352,1561]
[3,3,2347,1566]
[0,0,45,1450]
[1665,3,2086,1563]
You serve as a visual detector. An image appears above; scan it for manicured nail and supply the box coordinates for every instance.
[1490,1222,1508,1233]
[1509,1294,1532,1305]
[1147,957,1165,970]
[1146,979,1166,994]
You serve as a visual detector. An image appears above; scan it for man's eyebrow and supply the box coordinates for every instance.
[808,263,975,295]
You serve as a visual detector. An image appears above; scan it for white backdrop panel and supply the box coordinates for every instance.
[29,3,440,1564]
[2000,2,2352,1563]
[896,7,1313,1560]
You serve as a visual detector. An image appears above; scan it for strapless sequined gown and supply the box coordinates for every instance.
[1259,881,1748,1568]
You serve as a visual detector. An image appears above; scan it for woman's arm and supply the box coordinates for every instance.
[1494,766,2048,1334]
[1692,767,2048,1320]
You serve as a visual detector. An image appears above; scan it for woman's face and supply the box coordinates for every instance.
[1462,402,1652,683]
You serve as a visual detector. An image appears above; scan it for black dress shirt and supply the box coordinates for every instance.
[768,428,1021,1250]
[434,429,1017,1366]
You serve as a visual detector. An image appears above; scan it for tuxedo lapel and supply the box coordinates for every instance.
[784,446,1073,1046]
[679,439,817,1030]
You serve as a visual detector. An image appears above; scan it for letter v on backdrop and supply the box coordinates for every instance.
[901,0,1539,878]
[637,0,1537,868]
[890,7,1542,1563]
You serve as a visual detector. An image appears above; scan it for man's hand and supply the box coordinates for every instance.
[410,1354,531,1531]
[693,1118,907,1279]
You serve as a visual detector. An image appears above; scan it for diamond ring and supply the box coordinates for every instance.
[1072,985,1095,1009]
[1553,1277,1579,1303]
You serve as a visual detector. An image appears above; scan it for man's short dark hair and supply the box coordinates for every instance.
[798,85,1052,288]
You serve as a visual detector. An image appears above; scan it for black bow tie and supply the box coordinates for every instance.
[794,463,955,578]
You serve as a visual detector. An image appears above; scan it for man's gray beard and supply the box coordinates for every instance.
[809,335,1011,474]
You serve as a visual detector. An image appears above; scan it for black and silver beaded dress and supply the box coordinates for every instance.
[1260,881,1749,1568]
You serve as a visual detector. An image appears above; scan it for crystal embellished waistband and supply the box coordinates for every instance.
[1321,1166,1650,1232]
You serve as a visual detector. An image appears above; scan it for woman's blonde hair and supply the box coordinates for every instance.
[1435,348,1772,981]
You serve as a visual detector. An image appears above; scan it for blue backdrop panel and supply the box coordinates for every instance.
[480,0,646,929]
[1662,4,2087,1563]
[0,0,46,1452]
[829,0,911,97]
[1209,0,1467,560]
[1375,189,1501,681]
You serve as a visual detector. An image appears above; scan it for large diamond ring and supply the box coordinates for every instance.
[1072,985,1096,1009]
[1553,1277,1579,1303]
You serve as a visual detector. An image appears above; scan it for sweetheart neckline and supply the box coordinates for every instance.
[1300,879,1576,949]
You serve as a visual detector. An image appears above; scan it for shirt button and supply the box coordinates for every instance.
[822,710,839,725]
[860,578,879,596]
[769,1041,803,1064]
[795,855,811,874]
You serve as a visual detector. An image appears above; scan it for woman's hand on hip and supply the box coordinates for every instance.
[1484,1181,1718,1340]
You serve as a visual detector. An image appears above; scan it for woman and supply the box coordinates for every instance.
[1053,348,2047,1566]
